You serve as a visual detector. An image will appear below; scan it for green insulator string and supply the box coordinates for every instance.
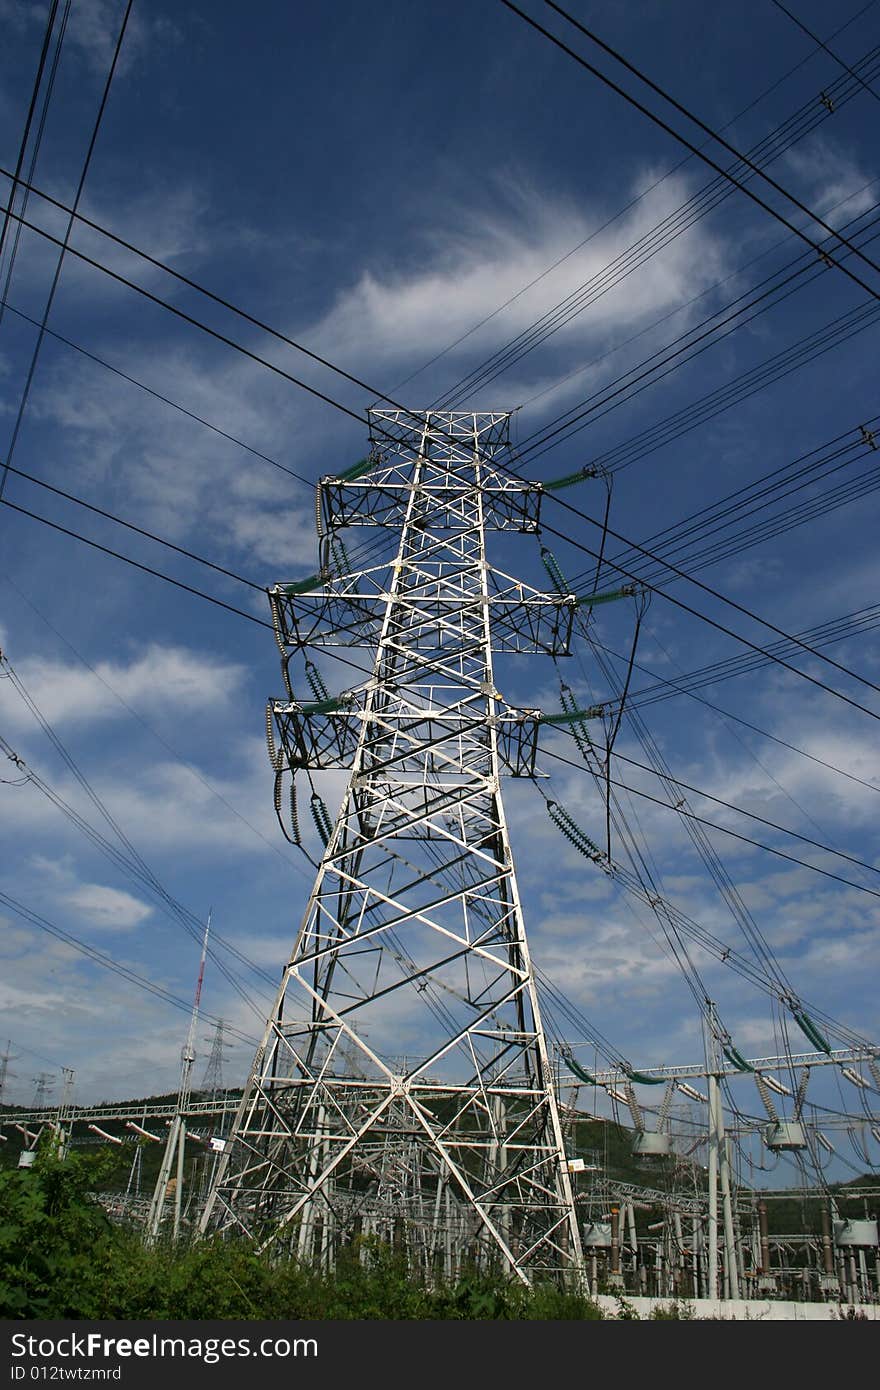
[572,583,639,609]
[543,464,600,492]
[305,659,330,703]
[281,652,296,702]
[723,1044,755,1073]
[539,705,604,728]
[540,546,570,597]
[546,800,603,861]
[283,574,324,596]
[561,1051,597,1086]
[559,681,595,761]
[623,1066,666,1086]
[336,455,375,482]
[297,694,345,716]
[620,1083,643,1130]
[540,547,638,608]
[792,1008,832,1055]
[310,792,334,846]
[289,777,301,845]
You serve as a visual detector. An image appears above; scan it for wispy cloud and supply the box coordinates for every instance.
[0,643,248,729]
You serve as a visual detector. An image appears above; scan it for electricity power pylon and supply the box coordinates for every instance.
[200,1019,231,1099]
[201,411,584,1285]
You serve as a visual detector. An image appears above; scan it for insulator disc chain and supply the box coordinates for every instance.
[546,800,603,862]
[272,768,302,846]
[310,792,334,846]
[268,588,286,655]
[755,1072,779,1122]
[793,1065,810,1120]
[305,659,330,702]
[559,681,595,761]
[266,701,282,771]
[540,546,570,597]
[330,535,351,576]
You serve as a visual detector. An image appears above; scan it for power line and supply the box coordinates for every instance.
[406,2,879,402]
[513,288,880,470]
[8,422,880,760]
[769,0,880,103]
[0,0,134,503]
[0,301,313,489]
[0,889,260,1049]
[5,195,878,736]
[599,741,880,881]
[0,656,279,1015]
[465,206,879,409]
[626,607,880,709]
[506,209,880,465]
[0,0,69,333]
[539,743,880,900]
[4,463,265,592]
[0,0,61,269]
[0,166,435,438]
[0,730,285,994]
[530,0,880,289]
[565,417,880,591]
[536,496,880,704]
[0,569,317,878]
[499,177,880,414]
[0,202,368,428]
[0,497,274,630]
[0,497,385,695]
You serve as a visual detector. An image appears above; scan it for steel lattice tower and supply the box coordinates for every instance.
[201,411,584,1285]
[200,1019,230,1098]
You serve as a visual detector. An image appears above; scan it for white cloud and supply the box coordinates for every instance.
[780,136,878,224]
[65,882,152,930]
[311,171,729,385]
[0,0,180,82]
[0,642,247,729]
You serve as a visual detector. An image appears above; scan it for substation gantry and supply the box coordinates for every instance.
[199,410,586,1285]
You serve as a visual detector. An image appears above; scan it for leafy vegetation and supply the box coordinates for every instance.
[0,1146,604,1320]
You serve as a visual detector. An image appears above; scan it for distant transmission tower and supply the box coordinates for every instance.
[200,1019,230,1098]
[31,1072,54,1108]
[202,411,584,1285]
[0,1041,17,1104]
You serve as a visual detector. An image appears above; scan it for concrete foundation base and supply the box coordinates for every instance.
[594,1294,879,1320]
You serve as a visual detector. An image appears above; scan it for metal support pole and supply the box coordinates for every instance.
[147,1114,181,1244]
[820,1203,837,1296]
[609,1204,623,1288]
[173,1118,186,1241]
[707,1071,719,1299]
[673,1209,684,1295]
[718,1129,740,1299]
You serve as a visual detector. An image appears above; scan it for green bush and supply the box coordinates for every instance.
[0,1149,605,1320]
[0,1145,120,1317]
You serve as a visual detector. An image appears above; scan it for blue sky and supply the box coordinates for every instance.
[0,0,878,1184]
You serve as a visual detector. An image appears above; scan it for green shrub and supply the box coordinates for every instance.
[0,1150,605,1320]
